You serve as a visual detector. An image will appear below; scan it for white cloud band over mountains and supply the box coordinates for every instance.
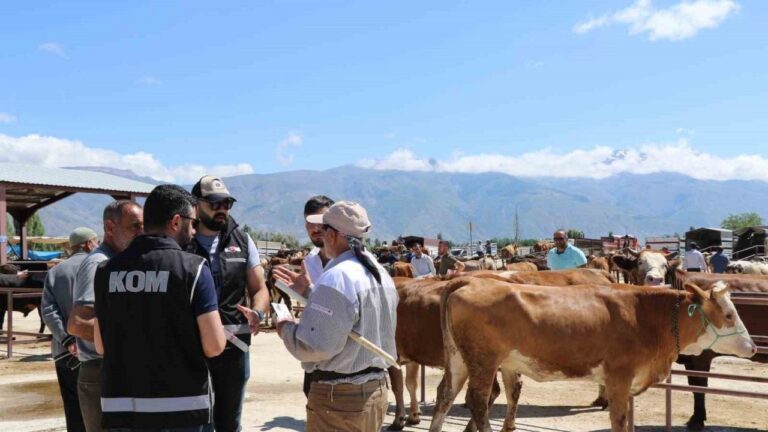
[358,140,768,182]
[0,133,254,183]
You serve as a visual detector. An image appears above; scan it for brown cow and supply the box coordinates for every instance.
[499,245,517,260]
[430,278,756,432]
[392,261,414,278]
[389,268,615,430]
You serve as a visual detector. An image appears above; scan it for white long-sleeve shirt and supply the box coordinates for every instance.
[684,249,707,271]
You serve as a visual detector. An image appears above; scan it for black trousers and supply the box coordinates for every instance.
[56,363,86,432]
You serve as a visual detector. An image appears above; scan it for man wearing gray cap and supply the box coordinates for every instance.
[42,227,99,432]
[272,201,398,432]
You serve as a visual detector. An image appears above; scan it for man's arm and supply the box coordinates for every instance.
[242,235,269,333]
[93,318,104,355]
[428,257,436,275]
[68,257,101,341]
[277,283,355,363]
[192,264,226,357]
[41,270,75,348]
[67,306,95,341]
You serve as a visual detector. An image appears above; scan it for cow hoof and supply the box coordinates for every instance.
[686,417,705,431]
[590,396,609,410]
[406,415,421,426]
[387,416,406,431]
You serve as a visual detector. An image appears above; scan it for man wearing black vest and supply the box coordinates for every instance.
[189,175,269,432]
[93,184,226,432]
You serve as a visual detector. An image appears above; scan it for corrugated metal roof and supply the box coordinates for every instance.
[0,163,155,194]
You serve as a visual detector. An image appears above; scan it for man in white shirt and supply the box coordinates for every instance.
[410,243,436,278]
[273,195,334,396]
[684,242,708,272]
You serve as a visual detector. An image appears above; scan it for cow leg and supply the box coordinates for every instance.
[0,307,5,330]
[605,375,632,432]
[591,385,609,409]
[461,374,501,432]
[404,362,421,425]
[464,358,499,432]
[684,354,715,431]
[499,370,523,432]
[429,352,468,432]
[387,365,407,431]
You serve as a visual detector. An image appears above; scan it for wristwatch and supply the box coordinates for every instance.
[255,309,266,322]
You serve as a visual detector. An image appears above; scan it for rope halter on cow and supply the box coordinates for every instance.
[687,303,747,351]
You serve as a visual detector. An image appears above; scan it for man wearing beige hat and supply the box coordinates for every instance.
[272,201,398,432]
[42,227,99,432]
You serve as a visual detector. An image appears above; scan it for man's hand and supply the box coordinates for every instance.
[67,342,78,357]
[275,317,296,336]
[16,270,29,281]
[235,304,262,336]
[272,261,311,297]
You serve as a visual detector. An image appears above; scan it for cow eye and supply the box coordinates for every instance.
[726,313,734,320]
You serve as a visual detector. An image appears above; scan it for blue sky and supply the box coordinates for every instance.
[1,1,766,182]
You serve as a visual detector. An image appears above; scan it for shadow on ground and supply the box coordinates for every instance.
[259,416,305,431]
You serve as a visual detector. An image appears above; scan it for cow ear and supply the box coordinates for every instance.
[684,282,709,303]
[611,255,636,271]
[712,280,729,299]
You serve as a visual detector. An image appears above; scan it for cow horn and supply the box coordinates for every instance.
[625,247,640,257]
[712,280,729,298]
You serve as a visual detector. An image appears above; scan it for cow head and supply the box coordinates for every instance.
[726,261,747,274]
[612,250,671,286]
[681,281,757,358]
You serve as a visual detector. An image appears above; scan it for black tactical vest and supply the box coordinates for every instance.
[187,216,251,348]
[94,235,212,429]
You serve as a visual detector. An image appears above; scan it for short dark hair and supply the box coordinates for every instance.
[439,240,451,247]
[103,200,140,223]
[304,195,334,216]
[143,185,197,231]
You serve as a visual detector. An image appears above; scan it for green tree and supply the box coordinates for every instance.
[27,213,46,236]
[721,212,763,230]
[566,229,584,239]
[5,215,15,236]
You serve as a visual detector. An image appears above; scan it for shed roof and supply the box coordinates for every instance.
[0,163,155,194]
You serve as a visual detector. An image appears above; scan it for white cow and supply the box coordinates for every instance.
[726,260,768,275]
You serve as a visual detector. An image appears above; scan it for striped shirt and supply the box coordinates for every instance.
[278,249,398,384]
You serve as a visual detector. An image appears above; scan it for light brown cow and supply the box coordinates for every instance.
[587,255,610,273]
[389,268,615,429]
[500,245,517,260]
[670,269,768,429]
[392,261,414,278]
[504,261,537,272]
[429,278,756,432]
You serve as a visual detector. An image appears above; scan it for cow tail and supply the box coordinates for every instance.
[439,278,472,363]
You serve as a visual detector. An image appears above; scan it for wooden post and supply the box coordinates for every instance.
[421,364,426,404]
[20,223,28,260]
[0,186,6,265]
[628,396,635,431]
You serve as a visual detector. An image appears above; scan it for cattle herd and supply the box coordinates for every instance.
[3,246,767,432]
[263,246,765,432]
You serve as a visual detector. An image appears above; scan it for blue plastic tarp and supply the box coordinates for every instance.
[5,244,62,261]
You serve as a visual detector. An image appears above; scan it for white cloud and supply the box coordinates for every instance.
[357,140,768,181]
[573,0,739,41]
[0,133,254,183]
[38,42,67,58]
[0,113,16,124]
[275,133,302,166]
[138,76,162,86]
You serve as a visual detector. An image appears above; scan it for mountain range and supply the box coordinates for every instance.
[36,166,767,243]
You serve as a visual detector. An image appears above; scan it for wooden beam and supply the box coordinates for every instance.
[0,181,150,198]
[26,191,74,214]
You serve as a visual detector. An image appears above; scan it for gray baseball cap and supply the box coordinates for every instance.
[191,175,236,202]
[306,201,372,238]
[69,227,98,247]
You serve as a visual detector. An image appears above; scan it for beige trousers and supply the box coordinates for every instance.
[306,378,388,432]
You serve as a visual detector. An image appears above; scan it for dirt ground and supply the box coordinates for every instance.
[1,311,766,432]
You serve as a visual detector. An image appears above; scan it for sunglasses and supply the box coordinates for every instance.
[206,199,235,211]
[180,215,200,229]
[553,237,566,241]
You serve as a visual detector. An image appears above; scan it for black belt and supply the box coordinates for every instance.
[309,367,384,383]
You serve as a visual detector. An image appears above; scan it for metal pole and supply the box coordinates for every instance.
[420,364,426,404]
[665,373,672,431]
[628,396,635,431]
[7,291,13,358]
